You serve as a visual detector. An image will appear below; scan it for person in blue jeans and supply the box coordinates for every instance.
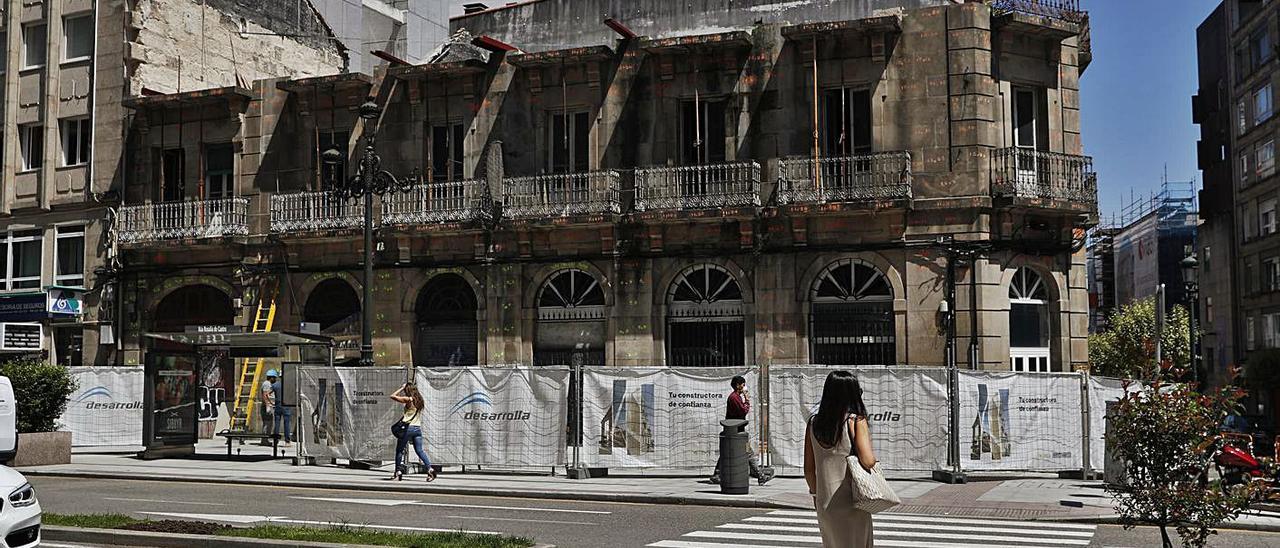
[272,377,293,446]
[389,383,436,481]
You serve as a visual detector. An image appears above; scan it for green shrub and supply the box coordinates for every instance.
[0,358,77,433]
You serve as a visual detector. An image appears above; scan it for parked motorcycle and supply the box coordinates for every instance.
[1213,433,1280,501]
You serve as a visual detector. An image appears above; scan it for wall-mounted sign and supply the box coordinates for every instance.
[0,323,43,351]
[47,287,84,316]
[184,325,243,334]
[0,294,47,322]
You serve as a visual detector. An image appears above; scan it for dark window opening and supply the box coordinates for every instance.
[159,148,185,202]
[414,274,478,367]
[204,144,234,199]
[153,285,235,333]
[550,111,590,174]
[810,303,895,366]
[431,123,465,182]
[823,88,872,157]
[667,321,745,367]
[680,99,726,165]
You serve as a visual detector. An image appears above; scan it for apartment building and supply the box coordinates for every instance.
[0,0,345,366]
[113,0,1096,371]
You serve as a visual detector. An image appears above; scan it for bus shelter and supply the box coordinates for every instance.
[139,331,333,459]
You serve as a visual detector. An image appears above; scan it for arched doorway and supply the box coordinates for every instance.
[153,285,235,332]
[414,274,478,366]
[809,259,895,365]
[666,264,745,367]
[534,269,606,366]
[304,279,361,360]
[1009,267,1051,372]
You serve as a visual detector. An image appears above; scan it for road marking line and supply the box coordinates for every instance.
[140,512,282,524]
[273,517,501,535]
[687,528,1091,546]
[442,514,597,526]
[720,523,1095,545]
[740,517,1097,537]
[656,537,1086,548]
[291,495,612,515]
[685,530,821,544]
[765,510,1097,530]
[650,541,806,548]
[105,497,227,506]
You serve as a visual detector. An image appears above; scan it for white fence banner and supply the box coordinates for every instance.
[299,367,407,461]
[59,367,144,447]
[580,367,758,469]
[768,366,949,471]
[1088,375,1139,472]
[416,367,568,467]
[958,371,1084,471]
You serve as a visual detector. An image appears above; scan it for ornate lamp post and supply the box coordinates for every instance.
[322,96,418,366]
[1180,252,1200,383]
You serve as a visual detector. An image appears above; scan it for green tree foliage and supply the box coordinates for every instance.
[1106,362,1255,548]
[1089,297,1190,379]
[0,358,77,433]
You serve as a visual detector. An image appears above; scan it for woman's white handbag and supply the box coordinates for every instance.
[846,459,901,513]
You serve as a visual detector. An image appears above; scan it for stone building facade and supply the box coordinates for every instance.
[115,0,1097,371]
[0,0,345,366]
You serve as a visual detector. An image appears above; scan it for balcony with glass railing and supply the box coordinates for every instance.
[778,152,912,205]
[634,161,760,212]
[502,171,621,219]
[991,147,1097,208]
[381,179,492,226]
[116,197,250,245]
[270,191,364,234]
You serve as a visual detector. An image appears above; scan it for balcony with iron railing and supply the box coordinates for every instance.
[502,171,621,219]
[381,179,493,226]
[116,197,250,245]
[634,161,761,212]
[270,191,364,234]
[991,147,1097,209]
[777,152,912,205]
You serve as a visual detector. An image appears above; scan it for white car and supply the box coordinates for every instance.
[0,466,39,548]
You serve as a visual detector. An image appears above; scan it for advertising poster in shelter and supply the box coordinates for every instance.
[767,366,949,471]
[579,367,758,469]
[416,367,568,467]
[958,371,1083,471]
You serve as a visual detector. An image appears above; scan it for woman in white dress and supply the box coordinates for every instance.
[804,370,877,548]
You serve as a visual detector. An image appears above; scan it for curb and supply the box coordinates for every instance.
[23,469,801,510]
[43,526,558,548]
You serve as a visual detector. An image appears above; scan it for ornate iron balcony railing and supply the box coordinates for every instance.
[381,179,491,226]
[116,197,250,244]
[270,191,364,233]
[991,147,1097,206]
[991,0,1085,23]
[502,171,621,219]
[634,161,761,212]
[777,152,912,205]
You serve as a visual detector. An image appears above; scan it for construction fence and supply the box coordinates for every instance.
[291,365,1134,476]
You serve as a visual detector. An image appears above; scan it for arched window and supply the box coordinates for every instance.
[153,285,235,332]
[304,279,361,360]
[1009,267,1051,372]
[809,259,896,365]
[535,269,607,366]
[414,274,478,367]
[666,264,745,367]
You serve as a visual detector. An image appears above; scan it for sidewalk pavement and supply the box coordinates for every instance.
[21,444,1280,531]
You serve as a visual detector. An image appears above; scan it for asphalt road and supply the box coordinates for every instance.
[27,476,1280,547]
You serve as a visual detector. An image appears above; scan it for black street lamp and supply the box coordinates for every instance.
[1181,252,1200,383]
[322,96,418,367]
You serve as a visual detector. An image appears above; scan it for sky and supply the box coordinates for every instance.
[1080,0,1218,222]
[442,1,1212,221]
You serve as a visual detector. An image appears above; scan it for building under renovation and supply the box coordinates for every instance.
[110,0,1097,372]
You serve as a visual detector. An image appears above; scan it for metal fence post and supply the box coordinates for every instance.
[760,362,770,468]
[1080,370,1093,479]
[567,361,589,479]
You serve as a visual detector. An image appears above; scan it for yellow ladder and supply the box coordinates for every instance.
[229,283,278,432]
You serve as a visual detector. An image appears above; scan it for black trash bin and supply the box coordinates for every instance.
[719,419,749,495]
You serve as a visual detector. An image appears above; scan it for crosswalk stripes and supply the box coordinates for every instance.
[648,509,1099,548]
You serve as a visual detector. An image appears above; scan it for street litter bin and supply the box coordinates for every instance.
[719,419,749,495]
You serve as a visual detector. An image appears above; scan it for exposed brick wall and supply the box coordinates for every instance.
[128,0,346,95]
